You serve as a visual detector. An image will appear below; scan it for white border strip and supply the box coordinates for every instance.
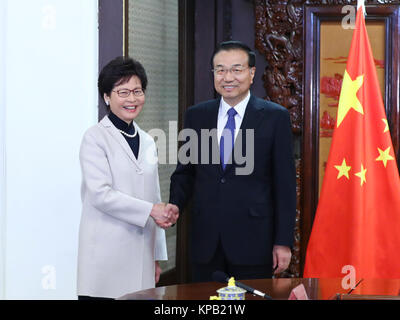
[0,0,7,299]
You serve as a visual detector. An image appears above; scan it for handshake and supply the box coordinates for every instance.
[150,203,179,229]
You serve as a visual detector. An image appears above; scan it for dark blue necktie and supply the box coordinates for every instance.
[220,108,237,170]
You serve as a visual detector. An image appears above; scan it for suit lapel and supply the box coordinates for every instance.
[238,95,265,132]
[206,99,220,130]
[204,99,225,175]
[223,95,265,174]
[100,116,142,170]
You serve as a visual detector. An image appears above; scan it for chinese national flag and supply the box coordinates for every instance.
[304,7,400,280]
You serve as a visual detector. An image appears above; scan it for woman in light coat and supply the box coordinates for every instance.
[77,56,178,300]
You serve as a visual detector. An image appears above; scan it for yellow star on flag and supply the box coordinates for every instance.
[355,164,367,186]
[334,158,351,180]
[376,147,394,168]
[336,70,364,127]
[382,119,389,133]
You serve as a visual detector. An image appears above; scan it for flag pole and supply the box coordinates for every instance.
[357,0,366,16]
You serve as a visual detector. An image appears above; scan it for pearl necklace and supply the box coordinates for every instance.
[118,127,137,138]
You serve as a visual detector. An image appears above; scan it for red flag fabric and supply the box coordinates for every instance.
[304,8,400,281]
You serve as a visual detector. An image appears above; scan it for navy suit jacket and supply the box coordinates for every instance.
[169,95,296,266]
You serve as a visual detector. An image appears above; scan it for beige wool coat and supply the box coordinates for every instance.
[77,116,167,299]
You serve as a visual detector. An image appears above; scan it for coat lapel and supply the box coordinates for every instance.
[136,127,149,167]
[100,116,142,170]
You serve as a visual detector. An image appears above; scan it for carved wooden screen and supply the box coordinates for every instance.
[255,1,400,277]
[255,0,304,278]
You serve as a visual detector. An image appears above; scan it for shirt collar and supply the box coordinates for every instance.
[108,111,134,132]
[220,91,250,119]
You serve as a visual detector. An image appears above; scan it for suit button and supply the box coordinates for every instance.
[221,178,226,183]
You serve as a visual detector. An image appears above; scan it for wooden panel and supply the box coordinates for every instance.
[254,0,304,278]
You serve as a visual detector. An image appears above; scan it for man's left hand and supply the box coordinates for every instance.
[272,245,292,275]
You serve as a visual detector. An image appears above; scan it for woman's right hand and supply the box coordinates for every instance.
[150,203,172,229]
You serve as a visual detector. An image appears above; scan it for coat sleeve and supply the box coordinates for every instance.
[154,227,168,261]
[272,109,297,247]
[169,108,196,212]
[153,157,168,261]
[79,130,153,228]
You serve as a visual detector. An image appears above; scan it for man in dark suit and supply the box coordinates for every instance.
[168,41,296,282]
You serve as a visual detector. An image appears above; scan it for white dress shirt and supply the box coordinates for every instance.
[217,91,251,144]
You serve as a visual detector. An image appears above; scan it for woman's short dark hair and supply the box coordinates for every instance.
[211,40,256,68]
[98,56,147,108]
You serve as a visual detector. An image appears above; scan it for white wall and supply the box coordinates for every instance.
[0,0,7,300]
[0,0,98,299]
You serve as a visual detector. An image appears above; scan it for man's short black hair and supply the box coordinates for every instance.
[98,56,147,111]
[211,40,256,68]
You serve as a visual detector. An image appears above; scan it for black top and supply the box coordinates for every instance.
[108,111,140,159]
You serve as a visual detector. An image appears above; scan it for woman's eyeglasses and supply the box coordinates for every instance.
[113,88,144,98]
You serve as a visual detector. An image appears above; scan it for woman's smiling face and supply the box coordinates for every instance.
[104,75,145,124]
